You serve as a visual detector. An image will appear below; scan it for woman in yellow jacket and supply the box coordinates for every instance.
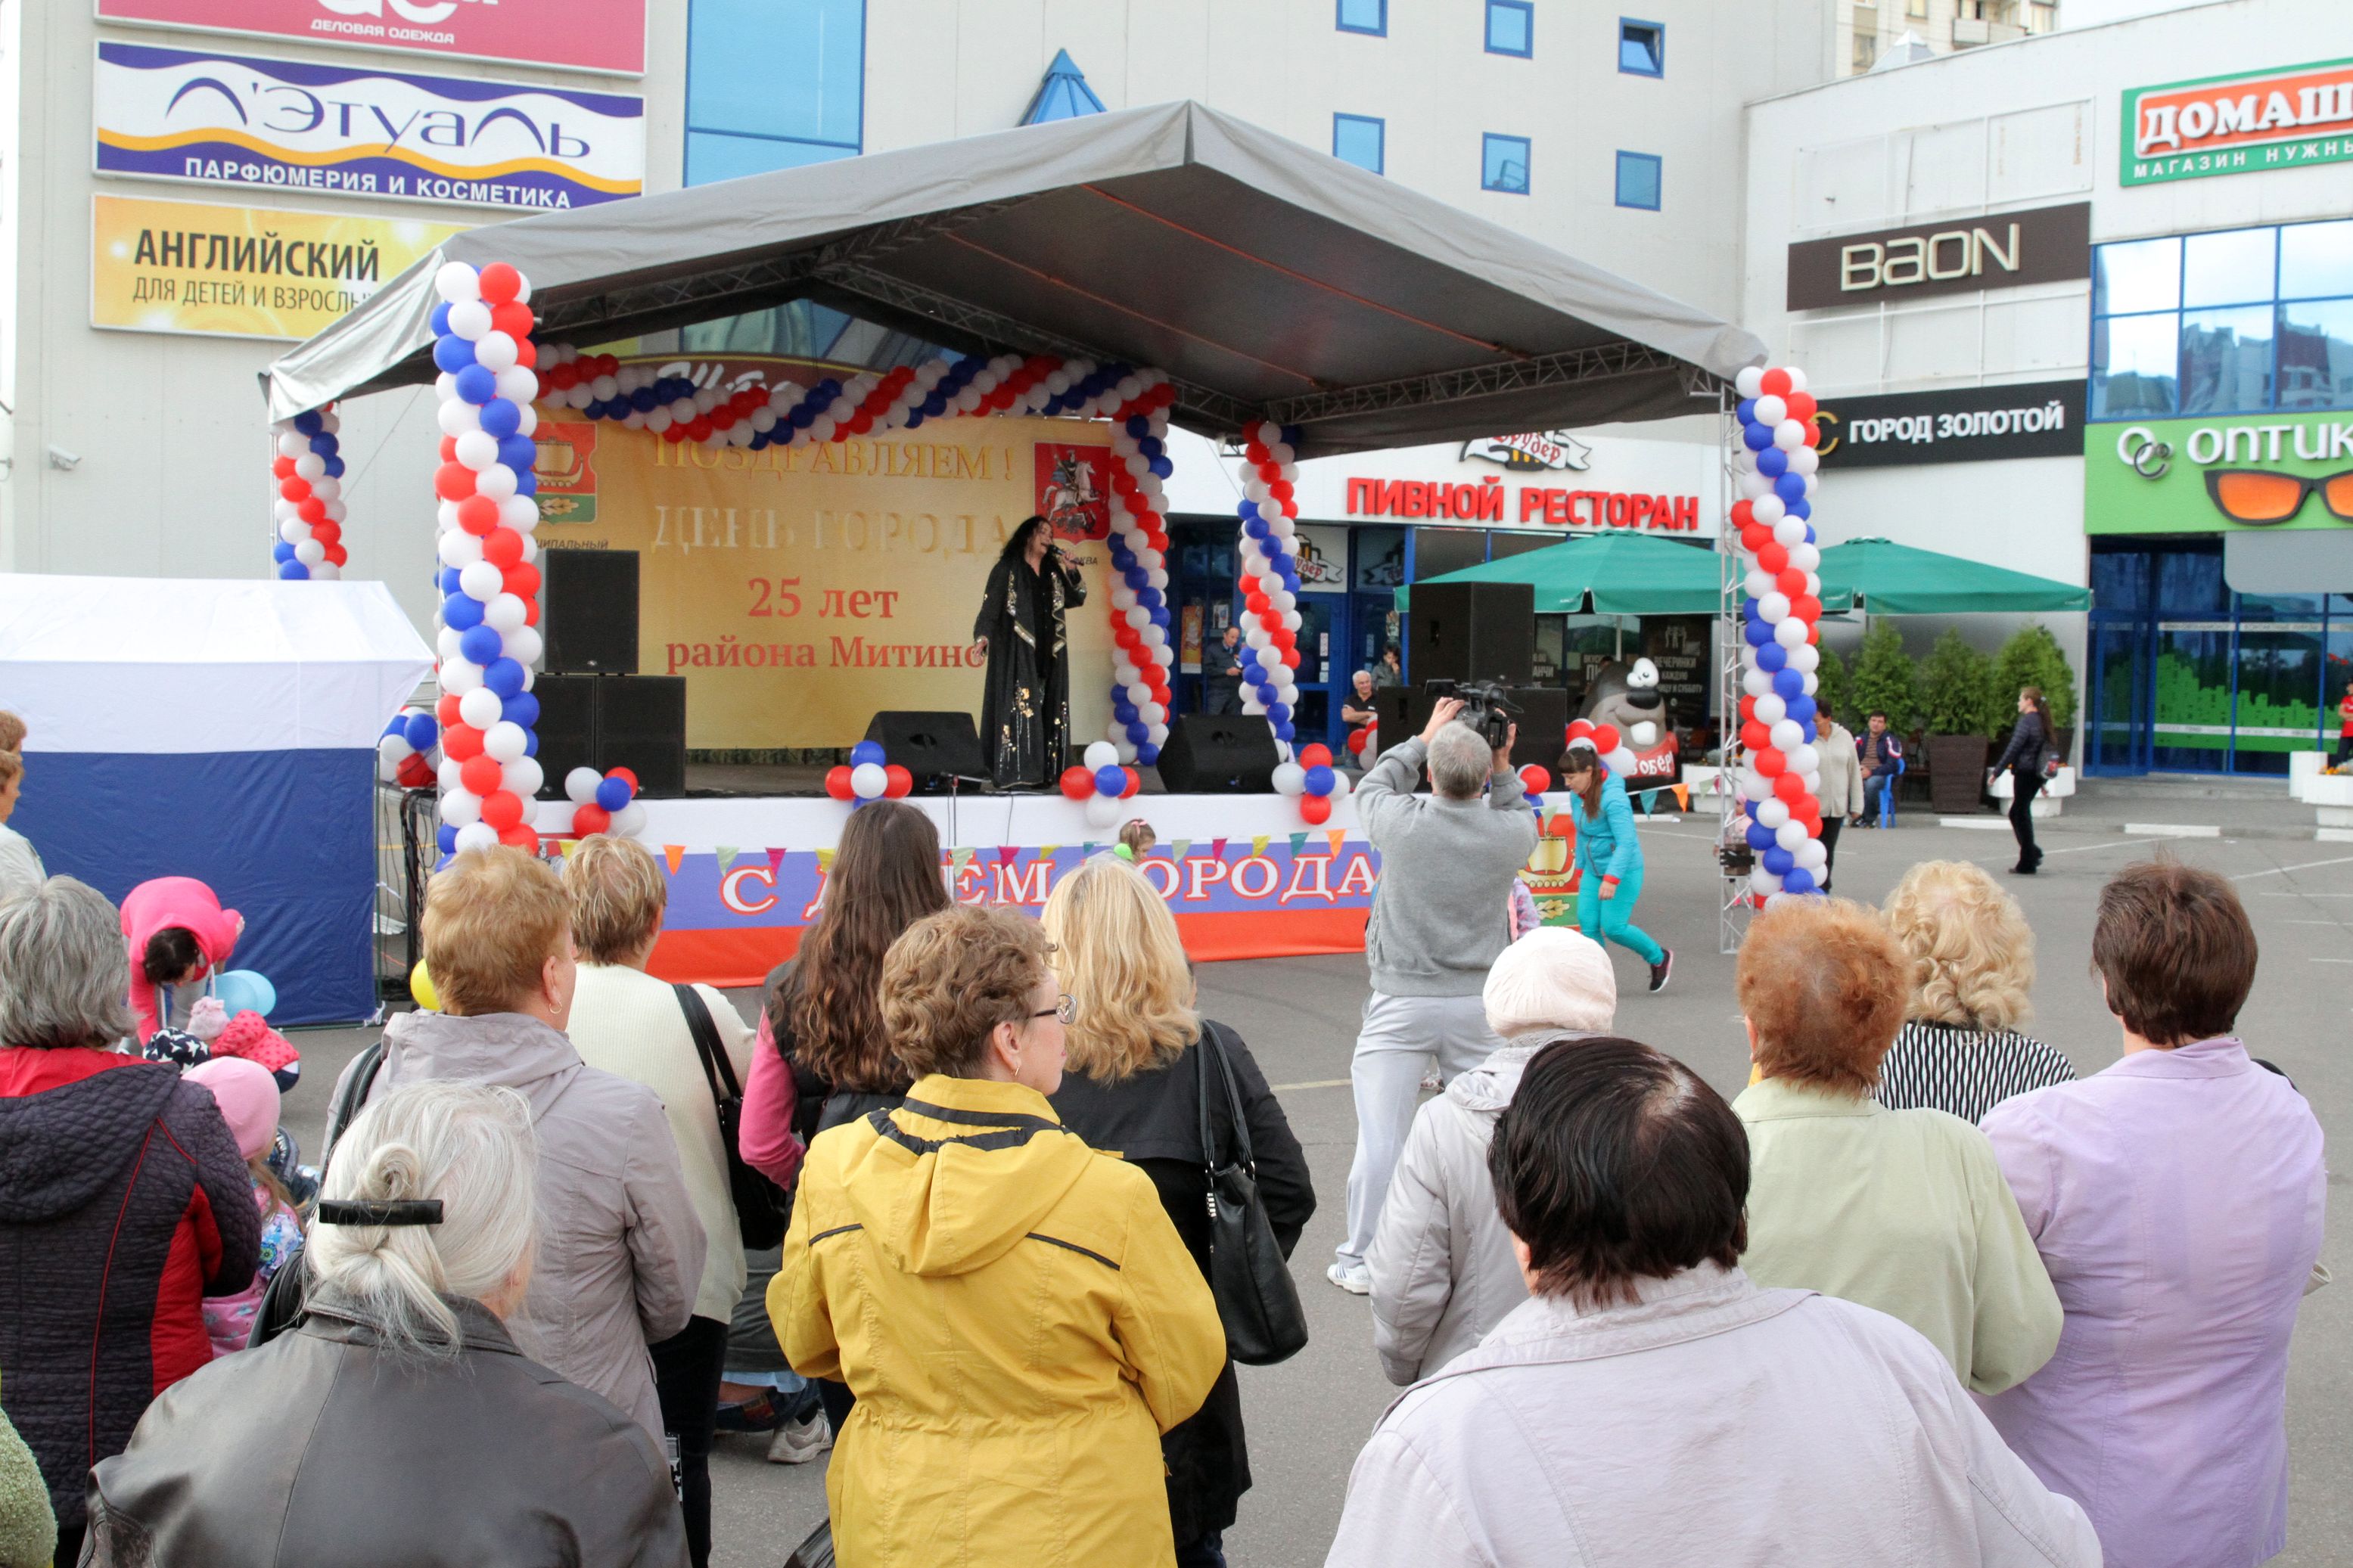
[771,903,1226,1568]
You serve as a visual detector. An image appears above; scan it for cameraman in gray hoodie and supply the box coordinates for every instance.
[1329,697,1537,1296]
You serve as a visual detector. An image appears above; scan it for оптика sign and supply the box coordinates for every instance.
[2124,57,2353,186]
[2085,410,2353,535]
[1815,380,2085,468]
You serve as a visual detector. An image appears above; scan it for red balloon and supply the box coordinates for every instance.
[434,463,477,502]
[482,528,524,568]
[1299,793,1333,825]
[1299,744,1334,769]
[1060,765,1094,800]
[278,477,311,503]
[1760,368,1793,397]
[490,300,535,339]
[1119,767,1141,800]
[310,520,341,547]
[1245,592,1270,616]
[571,803,611,837]
[710,411,737,433]
[1729,499,1755,529]
[608,767,639,791]
[1589,725,1621,755]
[477,262,523,305]
[439,436,458,464]
[1801,421,1821,449]
[396,753,437,789]
[1757,542,1790,574]
[324,544,349,567]
[1245,441,1270,464]
[1740,524,1773,554]
[1773,772,1809,803]
[459,755,504,796]
[685,417,713,442]
[1776,568,1807,596]
[1280,649,1300,669]
[1754,746,1786,778]
[297,495,328,524]
[503,564,541,599]
[1792,594,1823,625]
[442,723,484,762]
[272,455,297,480]
[825,765,855,801]
[1785,391,1817,421]
[457,495,501,535]
[497,822,541,849]
[1346,727,1370,755]
[883,764,913,799]
[1518,764,1550,796]
[662,424,689,444]
[1741,720,1770,753]
[523,597,540,626]
[1738,695,1758,723]
[436,691,463,726]
[479,790,524,831]
[1566,719,1595,741]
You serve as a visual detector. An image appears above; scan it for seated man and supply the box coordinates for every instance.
[1857,710,1904,825]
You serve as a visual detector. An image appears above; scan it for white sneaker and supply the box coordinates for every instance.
[1326,1260,1372,1295]
[766,1410,833,1464]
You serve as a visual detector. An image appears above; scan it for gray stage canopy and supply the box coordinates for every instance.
[263,100,1764,456]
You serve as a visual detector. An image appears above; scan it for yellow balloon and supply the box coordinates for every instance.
[409,960,440,1011]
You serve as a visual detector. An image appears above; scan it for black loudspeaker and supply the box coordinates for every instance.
[526,673,685,797]
[1158,714,1280,793]
[863,711,985,790]
[1408,581,1534,685]
[543,548,641,674]
[1506,687,1570,789]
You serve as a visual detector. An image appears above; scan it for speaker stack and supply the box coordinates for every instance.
[536,548,686,795]
[1157,714,1280,793]
[1388,580,1565,784]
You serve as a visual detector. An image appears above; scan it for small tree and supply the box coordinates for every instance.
[1919,629,2001,736]
[1847,620,1921,734]
[1813,642,1851,728]
[1994,623,2079,729]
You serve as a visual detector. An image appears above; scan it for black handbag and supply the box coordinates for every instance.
[1195,1021,1309,1366]
[675,984,791,1250]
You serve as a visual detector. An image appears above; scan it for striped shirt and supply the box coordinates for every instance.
[1876,1020,2078,1126]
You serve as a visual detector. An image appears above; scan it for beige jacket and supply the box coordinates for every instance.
[336,1010,705,1440]
[1814,722,1866,818]
[567,964,756,1323]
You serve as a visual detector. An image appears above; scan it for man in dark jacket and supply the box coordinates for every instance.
[1201,625,1245,715]
[0,878,259,1564]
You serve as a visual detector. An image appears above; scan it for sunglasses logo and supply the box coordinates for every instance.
[2204,468,2353,526]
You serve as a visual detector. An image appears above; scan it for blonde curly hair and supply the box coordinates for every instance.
[1040,855,1196,1082]
[1882,860,2035,1033]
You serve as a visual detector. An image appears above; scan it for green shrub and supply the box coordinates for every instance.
[1813,642,1850,728]
[1919,629,2002,736]
[1993,623,2078,729]
[1847,621,1921,734]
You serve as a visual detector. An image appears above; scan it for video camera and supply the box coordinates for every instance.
[1425,678,1519,752]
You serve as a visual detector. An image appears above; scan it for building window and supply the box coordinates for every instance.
[1482,134,1531,195]
[1618,17,1664,76]
[1337,0,1386,36]
[1333,114,1385,175]
[2092,218,2353,420]
[685,0,864,185]
[1852,29,1878,70]
[1486,0,1533,57]
[1615,150,1661,210]
[1907,0,1928,14]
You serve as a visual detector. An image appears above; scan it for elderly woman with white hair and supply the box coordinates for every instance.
[1368,927,1617,1383]
[83,1080,689,1567]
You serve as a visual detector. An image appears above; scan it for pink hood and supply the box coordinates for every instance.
[121,877,241,1043]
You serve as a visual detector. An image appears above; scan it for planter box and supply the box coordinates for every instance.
[1925,734,1990,814]
[1988,767,2075,817]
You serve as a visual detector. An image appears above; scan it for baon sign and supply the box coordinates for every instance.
[1786,203,2090,311]
[2125,57,2353,186]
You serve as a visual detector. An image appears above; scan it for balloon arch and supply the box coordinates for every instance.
[272,262,1342,856]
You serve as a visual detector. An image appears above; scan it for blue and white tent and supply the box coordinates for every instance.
[0,576,433,1026]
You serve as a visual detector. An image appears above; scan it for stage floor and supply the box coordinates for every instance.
[681,759,1271,797]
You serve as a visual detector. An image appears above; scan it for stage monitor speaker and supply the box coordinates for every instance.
[595,675,687,796]
[1506,687,1571,789]
[530,674,597,790]
[1407,581,1534,686]
[863,711,985,791]
[543,548,641,675]
[1157,714,1279,793]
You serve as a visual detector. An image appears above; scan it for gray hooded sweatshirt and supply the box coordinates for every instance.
[331,1010,705,1441]
[1357,736,1538,998]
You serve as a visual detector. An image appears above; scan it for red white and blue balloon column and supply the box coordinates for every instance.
[269,405,348,579]
[1234,424,1307,762]
[1058,743,1142,831]
[1102,383,1182,768]
[1728,365,1830,904]
[822,741,915,807]
[1270,743,1351,825]
[426,259,546,862]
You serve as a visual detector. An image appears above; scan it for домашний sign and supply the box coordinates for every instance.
[2124,57,2353,186]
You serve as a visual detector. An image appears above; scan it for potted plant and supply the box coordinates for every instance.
[1847,622,1921,795]
[1993,623,2080,768]
[1919,629,2000,813]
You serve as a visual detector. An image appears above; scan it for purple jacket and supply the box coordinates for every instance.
[1978,1037,2326,1568]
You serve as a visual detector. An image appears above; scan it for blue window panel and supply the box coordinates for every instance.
[2093,236,2180,318]
[1333,113,1385,174]
[2179,306,2274,415]
[1338,0,1386,35]
[2280,219,2353,301]
[2183,227,2277,309]
[1487,0,1533,57]
[1615,150,1661,210]
[2279,300,2353,412]
[685,130,858,188]
[686,0,863,156]
[1619,17,1665,76]
[2091,312,2179,419]
[1482,133,1531,195]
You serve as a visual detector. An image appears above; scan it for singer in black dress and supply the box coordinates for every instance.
[970,515,1086,790]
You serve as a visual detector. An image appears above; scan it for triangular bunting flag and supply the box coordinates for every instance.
[1671,783,1689,811]
[1250,834,1270,859]
[997,845,1019,866]
[556,838,580,859]
[1080,842,1097,858]
[1170,838,1192,862]
[766,846,787,872]
[950,847,973,870]
[1288,831,1308,857]
[714,846,740,874]
[1326,828,1346,856]
[661,844,685,875]
[1210,837,1228,860]
[1037,843,1060,861]
[815,848,835,873]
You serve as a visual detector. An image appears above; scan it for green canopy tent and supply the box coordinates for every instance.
[1394,532,1854,616]
[1813,537,2089,615]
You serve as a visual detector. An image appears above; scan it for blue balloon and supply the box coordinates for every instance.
[502,691,539,730]
[1267,702,1292,725]
[1303,764,1335,796]
[322,456,346,479]
[1114,700,1139,725]
[294,408,324,436]
[213,970,277,1018]
[309,433,339,457]
[512,471,535,498]
[1127,721,1150,744]
[1275,721,1296,743]
[460,624,503,665]
[1243,516,1270,539]
[1138,436,1163,458]
[455,365,499,405]
[1741,595,1763,623]
[437,823,459,854]
[632,387,661,413]
[1757,641,1789,672]
[432,335,476,374]
[1138,742,1161,766]
[1742,421,1775,452]
[1786,498,1811,521]
[524,728,539,757]
[1773,471,1809,504]
[1785,694,1816,728]
[479,398,522,439]
[1762,846,1795,876]
[428,304,452,337]
[1735,398,1758,425]
[1093,764,1126,797]
[1126,415,1151,437]
[1747,822,1777,850]
[272,541,297,564]
[1138,587,1163,610]
[443,592,484,631]
[1236,501,1258,521]
[437,567,463,595]
[1149,456,1173,479]
[1281,424,1303,449]
[850,741,886,767]
[278,560,309,580]
[497,434,538,474]
[1773,666,1806,698]
[1783,867,1819,896]
[595,776,633,812]
[403,714,440,753]
[1804,524,1817,542]
[1755,446,1789,478]
[484,657,527,698]
[1744,619,1772,647]
[1124,567,1147,591]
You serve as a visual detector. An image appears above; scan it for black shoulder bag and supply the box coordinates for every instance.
[1195,1021,1308,1366]
[675,983,791,1250]
[247,1036,388,1348]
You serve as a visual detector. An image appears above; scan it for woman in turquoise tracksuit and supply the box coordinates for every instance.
[1562,742,1673,993]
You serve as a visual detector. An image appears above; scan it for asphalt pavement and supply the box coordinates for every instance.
[278,799,2353,1568]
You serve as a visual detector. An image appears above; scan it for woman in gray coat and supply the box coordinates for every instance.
[1368,928,1616,1384]
[85,1081,688,1568]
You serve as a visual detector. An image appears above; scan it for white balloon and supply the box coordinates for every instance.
[439,529,485,567]
[1111,587,1137,612]
[1773,419,1807,452]
[294,539,326,567]
[1742,772,1773,803]
[1782,367,1808,393]
[434,261,481,303]
[1151,644,1176,667]
[505,626,543,666]
[1787,643,1820,674]
[458,687,504,729]
[440,788,483,827]
[446,299,493,340]
[438,756,467,793]
[499,495,540,531]
[493,367,537,404]
[474,464,518,502]
[1271,762,1306,797]
[1737,470,1773,501]
[1758,592,1791,625]
[1770,719,1804,753]
[435,626,464,662]
[1795,839,1829,869]
[473,331,519,373]
[453,821,500,855]
[1083,741,1121,770]
[1754,693,1787,725]
[1085,793,1125,829]
[1748,867,1783,897]
[1742,667,1774,699]
[1787,446,1820,475]
[611,802,648,837]
[483,593,528,634]
[294,453,325,481]
[1787,744,1820,778]
[1745,569,1776,599]
[1773,618,1809,649]
[502,756,544,799]
[1787,542,1821,573]
[454,430,500,470]
[850,762,887,800]
[564,767,604,804]
[1603,747,1638,778]
[1755,797,1791,829]
[1752,394,1788,427]
[459,560,504,601]
[1773,517,1809,548]
[483,721,528,763]
[1326,770,1352,799]
[1735,366,1766,399]
[1774,821,1809,852]
[1752,494,1786,525]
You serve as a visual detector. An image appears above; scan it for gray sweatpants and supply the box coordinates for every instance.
[1336,991,1504,1268]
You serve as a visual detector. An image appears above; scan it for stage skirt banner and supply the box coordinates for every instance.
[533,379,1115,750]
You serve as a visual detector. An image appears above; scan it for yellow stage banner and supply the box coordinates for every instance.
[91,194,466,341]
[533,406,1117,750]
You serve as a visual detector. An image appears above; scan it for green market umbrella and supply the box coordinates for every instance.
[1394,532,1768,616]
[1814,537,2090,615]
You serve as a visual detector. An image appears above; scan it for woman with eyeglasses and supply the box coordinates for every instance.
[1044,855,1314,1568]
[770,903,1226,1568]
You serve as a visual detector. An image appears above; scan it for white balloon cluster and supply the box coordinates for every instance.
[1233,421,1307,753]
[270,406,346,579]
